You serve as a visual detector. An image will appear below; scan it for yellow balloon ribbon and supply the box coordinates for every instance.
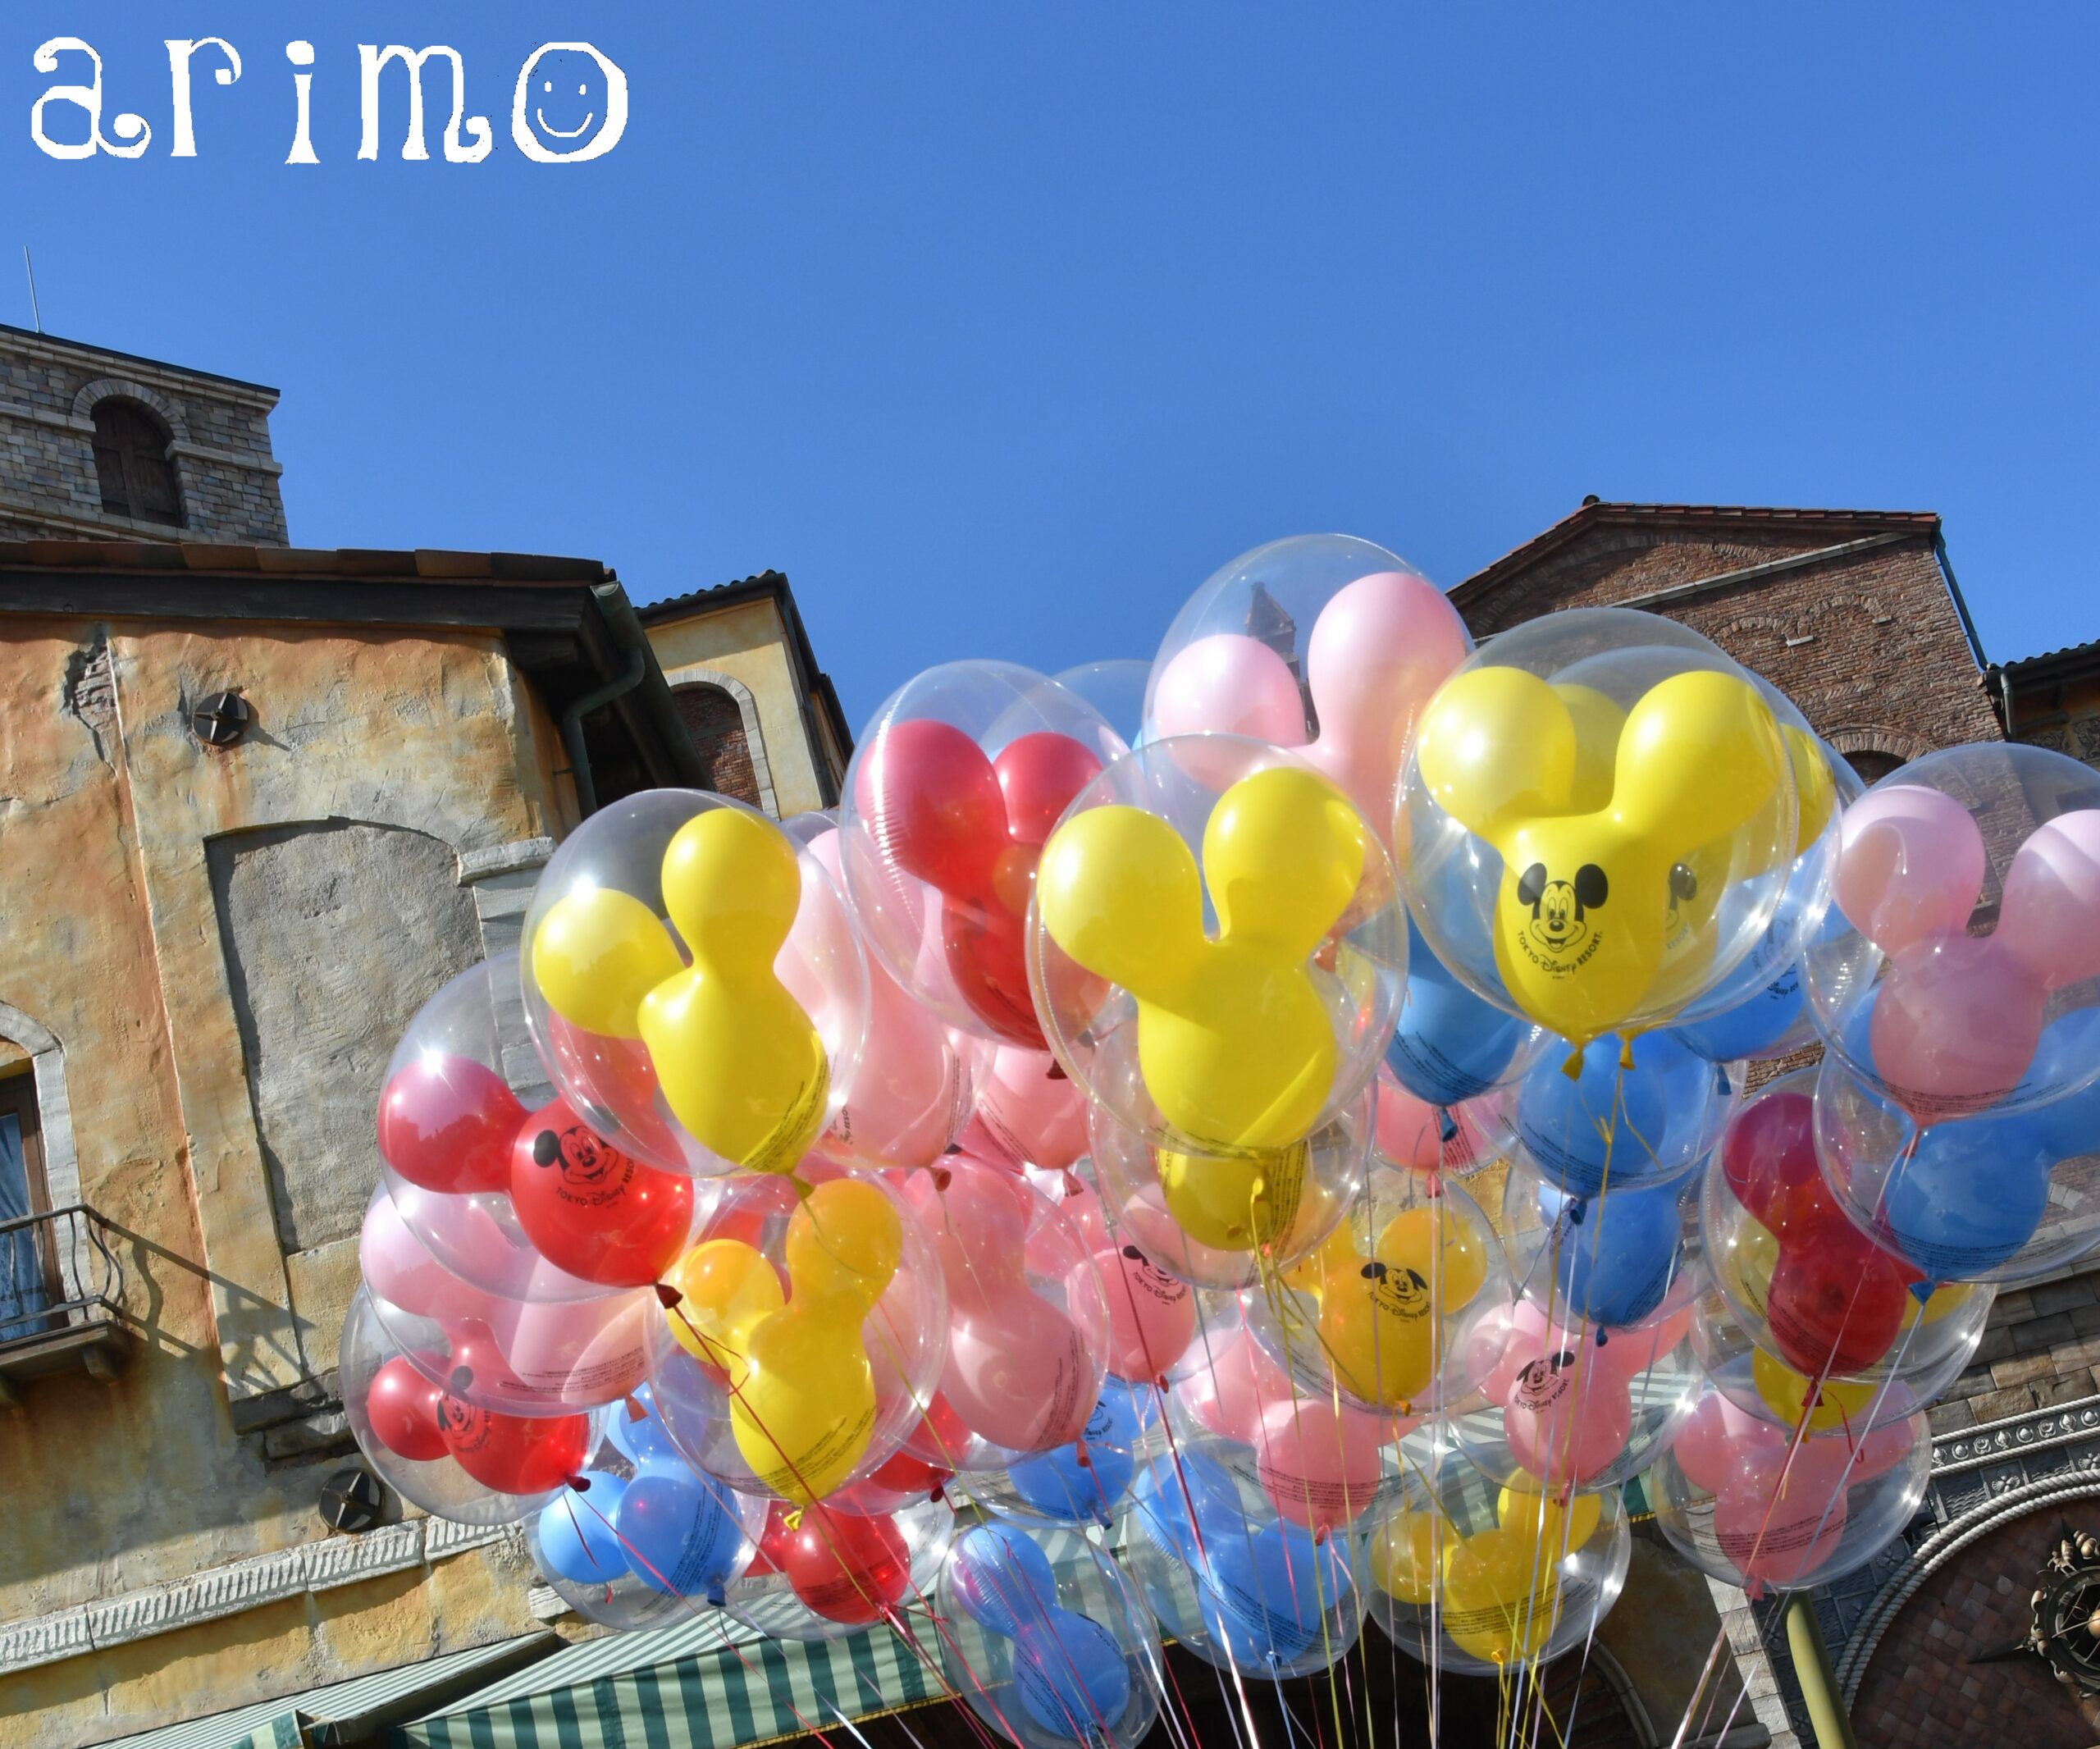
[1037,765,1364,1152]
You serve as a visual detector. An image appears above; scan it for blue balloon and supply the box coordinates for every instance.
[951,1523,1059,1636]
[1669,962,1805,1063]
[536,1472,629,1585]
[616,1469,748,1600]
[1515,1031,1715,1196]
[1005,1385,1143,1523]
[1131,1450,1239,1559]
[1388,918,1533,1106]
[1537,1176,1686,1326]
[1014,1612,1132,1737]
[1198,1521,1349,1665]
[606,1381,683,1470]
[1883,1112,2055,1278]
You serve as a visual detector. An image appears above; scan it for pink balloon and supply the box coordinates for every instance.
[1869,934,2044,1117]
[1177,1324,1292,1445]
[360,1190,514,1324]
[1502,1347,1632,1487]
[1672,1393,1789,1494]
[1714,1473,1847,1589]
[1083,1242,1198,1381]
[1031,1166,1112,1254]
[1299,571,1472,828]
[1845,1418,1920,1482]
[496,1289,656,1409]
[1833,784,1986,954]
[1253,1397,1389,1536]
[1997,809,2100,990]
[943,1291,1097,1452]
[1374,1071,1491,1173]
[1150,633,1308,747]
[1591,1306,1691,1381]
[972,1047,1089,1171]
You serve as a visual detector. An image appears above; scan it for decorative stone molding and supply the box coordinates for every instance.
[1828,1393,2100,1704]
[1821,724,1932,766]
[0,1518,519,1678]
[0,1001,84,1310]
[661,664,779,817]
[71,377,191,445]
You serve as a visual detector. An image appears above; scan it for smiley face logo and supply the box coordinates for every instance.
[1516,861,1608,963]
[511,43,630,164]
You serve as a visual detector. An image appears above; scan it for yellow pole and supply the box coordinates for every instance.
[1783,1593,1859,1749]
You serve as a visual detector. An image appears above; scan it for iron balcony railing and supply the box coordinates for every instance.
[0,1203,126,1349]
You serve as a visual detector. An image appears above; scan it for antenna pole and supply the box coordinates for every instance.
[22,249,41,333]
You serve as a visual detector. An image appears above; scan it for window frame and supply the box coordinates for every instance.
[0,1066,58,1327]
[89,397,186,528]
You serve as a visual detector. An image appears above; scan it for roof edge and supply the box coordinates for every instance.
[0,322,279,400]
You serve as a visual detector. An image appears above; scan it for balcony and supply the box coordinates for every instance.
[0,1203,135,1406]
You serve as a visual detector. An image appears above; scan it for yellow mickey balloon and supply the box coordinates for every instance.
[1376,1205,1488,1310]
[663,1180,904,1505]
[1440,1528,1559,1665]
[1300,1201,1481,1410]
[1366,1509,1449,1605]
[1156,1141,1308,1252]
[1751,1348,1879,1432]
[1413,666,1788,1043]
[1038,765,1365,1152]
[532,806,830,1175]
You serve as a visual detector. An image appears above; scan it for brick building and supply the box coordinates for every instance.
[1455,500,2100,1747]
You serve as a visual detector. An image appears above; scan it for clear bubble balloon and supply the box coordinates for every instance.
[1803,741,2100,1122]
[340,1287,559,1526]
[521,789,867,1177]
[1032,735,1407,1162]
[647,1162,947,1505]
[938,1522,1163,1749]
[1356,1464,1631,1677]
[1144,533,1472,833]
[1054,660,1151,753]
[1499,1158,1705,1331]
[1650,1391,1930,1592]
[1085,1093,1369,1292]
[1123,1434,1363,1679]
[1702,1069,1993,1396]
[1398,608,1810,1046]
[974,1378,1159,1529]
[840,662,1125,1049]
[1815,1043,2100,1286]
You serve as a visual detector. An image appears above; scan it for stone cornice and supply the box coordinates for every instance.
[0,1518,517,1677]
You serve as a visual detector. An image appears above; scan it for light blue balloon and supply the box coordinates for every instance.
[1015,1612,1132,1737]
[1538,1176,1686,1326]
[1883,1113,2055,1278]
[1389,917,1536,1106]
[535,1473,628,1585]
[1515,1031,1714,1196]
[606,1381,682,1470]
[1198,1521,1348,1665]
[616,1469,747,1600]
[1669,961,1805,1063]
[951,1523,1060,1637]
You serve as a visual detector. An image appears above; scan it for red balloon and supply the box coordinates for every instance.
[765,1501,911,1624]
[1720,1089,1819,1229]
[900,1388,975,1468]
[378,1054,524,1194]
[1764,1224,1910,1377]
[509,1100,695,1285]
[366,1354,447,1461]
[859,718,1102,1047]
[436,1395,591,1494]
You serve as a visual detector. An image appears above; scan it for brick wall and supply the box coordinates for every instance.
[0,327,287,545]
[672,681,762,806]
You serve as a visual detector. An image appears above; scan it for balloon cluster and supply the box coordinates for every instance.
[337,533,2100,1741]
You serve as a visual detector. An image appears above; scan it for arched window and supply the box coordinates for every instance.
[90,399,184,527]
[673,683,761,806]
[1845,749,1906,787]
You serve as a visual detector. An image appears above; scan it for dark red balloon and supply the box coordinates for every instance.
[1720,1089,1820,1229]
[765,1502,911,1624]
[365,1354,447,1461]
[509,1100,695,1285]
[436,1395,591,1495]
[860,718,1102,1048]
[1764,1225,1910,1377]
[900,1387,974,1468]
[378,1054,525,1194]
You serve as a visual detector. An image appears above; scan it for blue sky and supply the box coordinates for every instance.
[7,5,2096,725]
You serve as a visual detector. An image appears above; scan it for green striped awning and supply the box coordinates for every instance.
[394,1623,946,1749]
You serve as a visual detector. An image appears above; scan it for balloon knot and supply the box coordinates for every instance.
[1566,1198,1587,1226]
[1910,1279,1937,1305]
[1437,1109,1459,1143]
[788,1175,815,1203]
[654,1283,684,1309]
[1594,1326,1609,1347]
[1618,1038,1636,1072]
[1714,1065,1732,1097]
[929,1482,946,1504]
[1560,1047,1586,1081]
[931,1167,953,1193]
[942,1143,963,1155]
[705,1587,726,1609]
[1061,1170,1084,1197]
[623,1394,647,1422]
[783,1507,804,1532]
[1074,1439,1093,1471]
[567,1474,589,1492]
[1046,1061,1068,1080]
[1312,1526,1329,1546]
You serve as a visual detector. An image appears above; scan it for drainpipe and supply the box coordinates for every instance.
[1783,1594,1859,1749]
[559,645,646,818]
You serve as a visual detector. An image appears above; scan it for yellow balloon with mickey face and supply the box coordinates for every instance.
[1409,651,1795,1045]
[1037,763,1373,1153]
